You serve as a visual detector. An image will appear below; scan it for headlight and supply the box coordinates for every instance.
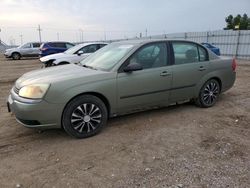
[19,84,50,99]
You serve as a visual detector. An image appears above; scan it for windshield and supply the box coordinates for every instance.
[80,43,134,71]
[64,44,82,54]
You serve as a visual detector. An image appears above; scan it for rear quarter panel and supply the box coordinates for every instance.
[194,58,236,97]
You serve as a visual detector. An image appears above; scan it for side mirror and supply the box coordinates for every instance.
[123,63,143,72]
[77,51,84,56]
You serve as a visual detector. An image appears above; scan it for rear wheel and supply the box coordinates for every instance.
[12,52,21,60]
[62,95,108,138]
[195,79,220,108]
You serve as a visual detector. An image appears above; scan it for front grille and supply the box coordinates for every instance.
[13,86,20,94]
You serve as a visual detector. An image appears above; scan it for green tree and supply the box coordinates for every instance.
[224,14,250,30]
[240,13,249,29]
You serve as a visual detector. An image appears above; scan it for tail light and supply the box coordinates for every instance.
[40,48,48,51]
[232,58,237,72]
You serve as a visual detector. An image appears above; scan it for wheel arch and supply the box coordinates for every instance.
[61,92,111,127]
[209,77,222,92]
[58,61,70,65]
[53,61,70,65]
[195,76,222,98]
[11,51,21,57]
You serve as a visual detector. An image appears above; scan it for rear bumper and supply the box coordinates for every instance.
[221,72,236,93]
[7,91,64,129]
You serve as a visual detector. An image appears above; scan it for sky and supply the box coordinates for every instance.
[0,0,250,45]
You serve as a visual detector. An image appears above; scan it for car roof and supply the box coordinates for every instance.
[47,41,73,44]
[75,42,108,48]
[112,39,202,46]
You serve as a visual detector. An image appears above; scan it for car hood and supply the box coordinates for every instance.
[40,53,72,62]
[6,47,18,52]
[15,64,109,88]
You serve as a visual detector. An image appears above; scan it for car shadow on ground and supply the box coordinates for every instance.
[31,101,197,139]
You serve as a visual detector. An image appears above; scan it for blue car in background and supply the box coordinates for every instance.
[201,42,220,56]
[39,41,75,57]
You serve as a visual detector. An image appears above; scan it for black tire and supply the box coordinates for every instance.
[195,79,220,108]
[62,95,108,138]
[12,52,21,60]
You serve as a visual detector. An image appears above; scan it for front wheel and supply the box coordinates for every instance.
[195,79,220,108]
[12,52,21,60]
[62,95,108,138]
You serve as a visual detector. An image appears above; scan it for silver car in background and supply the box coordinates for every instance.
[4,42,41,60]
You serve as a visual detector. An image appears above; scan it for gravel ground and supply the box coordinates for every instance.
[0,55,249,188]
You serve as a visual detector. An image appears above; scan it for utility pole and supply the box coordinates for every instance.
[81,30,84,42]
[145,28,148,37]
[104,31,106,41]
[20,34,23,45]
[57,32,59,41]
[37,25,42,43]
[79,29,84,42]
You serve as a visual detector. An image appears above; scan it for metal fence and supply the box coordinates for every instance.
[139,30,250,60]
[1,29,250,59]
[0,40,17,53]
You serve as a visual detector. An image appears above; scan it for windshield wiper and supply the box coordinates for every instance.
[82,64,98,70]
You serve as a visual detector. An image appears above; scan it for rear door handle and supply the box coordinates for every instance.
[160,71,171,76]
[198,66,206,71]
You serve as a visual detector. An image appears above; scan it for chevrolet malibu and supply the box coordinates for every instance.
[7,40,236,138]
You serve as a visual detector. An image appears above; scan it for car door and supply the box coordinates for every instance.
[31,43,41,56]
[169,41,210,102]
[20,43,33,56]
[116,42,172,114]
[53,42,67,53]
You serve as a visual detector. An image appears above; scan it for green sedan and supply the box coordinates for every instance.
[7,40,236,138]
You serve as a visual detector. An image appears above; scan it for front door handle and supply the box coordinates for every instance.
[198,66,206,71]
[160,71,171,76]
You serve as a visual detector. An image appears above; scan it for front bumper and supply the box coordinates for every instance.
[7,89,64,129]
[4,52,11,58]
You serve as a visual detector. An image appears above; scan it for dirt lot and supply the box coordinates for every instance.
[0,54,249,188]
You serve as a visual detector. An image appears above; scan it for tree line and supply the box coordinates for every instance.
[224,13,250,30]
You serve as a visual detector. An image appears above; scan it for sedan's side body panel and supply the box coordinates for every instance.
[193,59,236,97]
[117,66,172,114]
[169,61,210,102]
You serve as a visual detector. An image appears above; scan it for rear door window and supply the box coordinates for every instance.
[50,42,66,48]
[172,42,208,65]
[32,43,41,48]
[198,46,208,61]
[172,42,199,65]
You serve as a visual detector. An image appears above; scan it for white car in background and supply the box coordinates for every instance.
[40,42,107,67]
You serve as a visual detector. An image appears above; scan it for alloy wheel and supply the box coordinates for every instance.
[202,81,219,105]
[70,103,102,134]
